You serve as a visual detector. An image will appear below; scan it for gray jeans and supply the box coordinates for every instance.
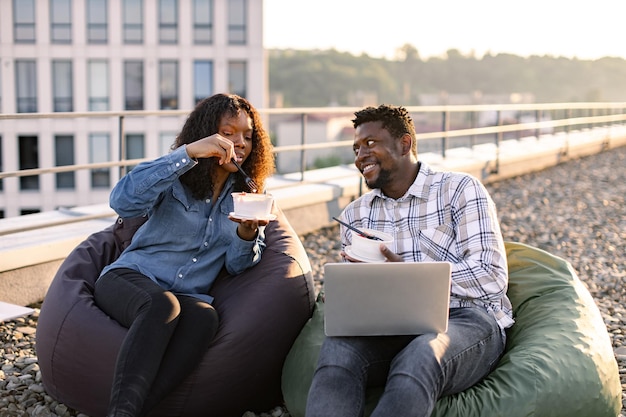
[305,307,505,417]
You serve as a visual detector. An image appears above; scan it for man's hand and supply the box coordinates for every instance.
[341,244,404,262]
[380,245,403,262]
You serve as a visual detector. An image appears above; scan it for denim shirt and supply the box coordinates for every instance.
[100,145,266,304]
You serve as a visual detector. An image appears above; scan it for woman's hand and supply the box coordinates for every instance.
[185,134,235,165]
[228,216,271,241]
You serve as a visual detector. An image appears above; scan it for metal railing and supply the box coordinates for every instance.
[1,101,625,234]
[2,102,626,181]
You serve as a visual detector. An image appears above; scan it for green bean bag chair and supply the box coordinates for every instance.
[282,242,622,417]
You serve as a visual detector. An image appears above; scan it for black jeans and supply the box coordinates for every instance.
[94,268,219,417]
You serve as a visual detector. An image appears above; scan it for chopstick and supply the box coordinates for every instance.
[231,158,259,193]
[331,217,384,241]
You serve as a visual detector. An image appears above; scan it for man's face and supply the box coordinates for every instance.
[352,121,403,191]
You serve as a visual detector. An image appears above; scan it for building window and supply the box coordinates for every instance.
[52,60,73,112]
[14,0,36,43]
[50,0,72,43]
[228,0,247,45]
[193,60,213,104]
[19,136,39,190]
[55,135,75,189]
[228,60,247,98]
[89,133,110,188]
[159,0,178,44]
[159,61,178,110]
[123,0,143,43]
[87,0,108,43]
[193,0,213,44]
[124,61,144,110]
[0,136,3,192]
[159,132,175,155]
[125,134,144,171]
[16,60,37,113]
[88,60,109,111]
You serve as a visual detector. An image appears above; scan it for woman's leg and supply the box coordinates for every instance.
[94,268,183,417]
[139,294,218,415]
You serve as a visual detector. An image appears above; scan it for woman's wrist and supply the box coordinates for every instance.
[237,224,258,241]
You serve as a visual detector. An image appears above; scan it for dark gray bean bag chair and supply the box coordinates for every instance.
[282,242,622,417]
[36,206,315,417]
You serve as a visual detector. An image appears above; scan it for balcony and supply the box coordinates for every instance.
[1,102,626,307]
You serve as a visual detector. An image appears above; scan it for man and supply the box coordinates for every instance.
[305,104,514,417]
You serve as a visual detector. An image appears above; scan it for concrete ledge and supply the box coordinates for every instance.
[0,261,64,307]
[1,126,625,305]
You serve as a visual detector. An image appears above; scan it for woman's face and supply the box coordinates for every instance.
[217,110,254,173]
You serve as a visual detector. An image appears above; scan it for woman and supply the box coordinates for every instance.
[94,93,275,417]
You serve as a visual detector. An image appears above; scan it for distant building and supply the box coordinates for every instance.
[273,114,354,174]
[0,0,265,218]
[417,91,536,127]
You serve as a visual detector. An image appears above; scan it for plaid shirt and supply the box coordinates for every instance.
[340,161,514,330]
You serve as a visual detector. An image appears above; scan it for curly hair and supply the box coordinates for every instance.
[352,104,417,156]
[173,93,275,200]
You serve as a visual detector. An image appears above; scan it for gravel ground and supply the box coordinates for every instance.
[1,146,625,417]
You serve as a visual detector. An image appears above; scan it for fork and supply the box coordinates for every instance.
[332,217,384,241]
[231,158,259,193]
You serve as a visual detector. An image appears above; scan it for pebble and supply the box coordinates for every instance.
[1,146,624,417]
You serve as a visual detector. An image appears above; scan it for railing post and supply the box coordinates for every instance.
[493,110,502,174]
[469,111,476,148]
[535,109,541,140]
[119,115,126,177]
[564,108,571,157]
[300,113,307,182]
[441,110,449,158]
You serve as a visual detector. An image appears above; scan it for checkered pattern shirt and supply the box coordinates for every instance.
[340,161,514,330]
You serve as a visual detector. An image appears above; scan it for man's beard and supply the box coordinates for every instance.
[364,166,392,190]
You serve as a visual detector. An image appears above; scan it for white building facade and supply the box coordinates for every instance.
[0,0,266,218]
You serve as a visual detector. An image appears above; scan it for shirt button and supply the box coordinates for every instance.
[192,258,197,262]
[205,199,210,203]
[182,158,187,163]
[175,162,180,167]
[204,242,209,247]
[395,227,400,231]
[209,217,212,222]
[178,273,183,278]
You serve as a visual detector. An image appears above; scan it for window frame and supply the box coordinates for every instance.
[88,60,110,111]
[159,0,178,44]
[193,0,213,44]
[15,60,38,113]
[13,0,36,43]
[50,0,72,44]
[86,0,108,44]
[227,0,247,45]
[54,135,75,189]
[52,60,74,112]
[123,0,144,44]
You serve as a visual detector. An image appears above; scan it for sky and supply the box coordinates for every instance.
[263,0,626,61]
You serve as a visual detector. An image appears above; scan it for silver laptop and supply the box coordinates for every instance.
[323,262,451,336]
